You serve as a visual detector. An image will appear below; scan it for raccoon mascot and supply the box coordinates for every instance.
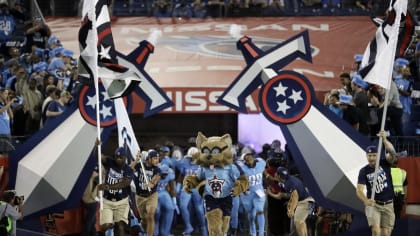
[183,132,249,236]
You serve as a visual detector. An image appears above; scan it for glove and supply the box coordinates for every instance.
[197,180,206,197]
[231,175,249,196]
[231,183,242,196]
[172,197,180,215]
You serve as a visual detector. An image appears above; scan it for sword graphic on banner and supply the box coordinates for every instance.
[115,40,174,116]
[218,27,372,219]
[217,31,312,113]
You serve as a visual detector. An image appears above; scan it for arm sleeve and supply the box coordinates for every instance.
[357,168,366,185]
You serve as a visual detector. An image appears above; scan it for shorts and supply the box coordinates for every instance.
[135,192,158,220]
[294,198,314,223]
[100,197,130,225]
[204,194,233,216]
[365,202,395,229]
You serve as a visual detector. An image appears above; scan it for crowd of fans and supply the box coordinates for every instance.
[111,0,419,17]
[323,39,420,155]
[0,1,81,147]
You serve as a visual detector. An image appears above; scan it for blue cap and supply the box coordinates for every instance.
[351,74,369,90]
[52,47,64,56]
[160,146,170,153]
[62,49,73,58]
[147,150,159,159]
[365,145,378,153]
[33,62,48,72]
[276,166,289,179]
[338,94,353,105]
[158,164,170,174]
[34,48,44,57]
[354,54,363,63]
[48,36,60,46]
[394,58,409,67]
[114,147,128,157]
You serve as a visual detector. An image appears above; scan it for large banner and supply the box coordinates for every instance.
[50,16,375,113]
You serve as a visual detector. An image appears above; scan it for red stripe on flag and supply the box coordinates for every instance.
[398,13,414,57]
[98,28,112,46]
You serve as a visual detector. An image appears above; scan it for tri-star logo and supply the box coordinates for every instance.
[78,82,129,127]
[260,71,312,125]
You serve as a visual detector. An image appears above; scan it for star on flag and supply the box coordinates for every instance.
[99,44,111,60]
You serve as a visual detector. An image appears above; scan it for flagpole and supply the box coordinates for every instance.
[370,89,390,201]
[89,1,104,211]
[95,80,103,212]
[32,0,46,23]
[369,0,403,203]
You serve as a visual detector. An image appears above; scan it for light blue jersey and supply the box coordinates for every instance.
[155,166,176,236]
[238,158,267,236]
[160,156,176,170]
[197,164,241,198]
[177,157,200,176]
[156,167,175,192]
[239,158,266,193]
[177,157,208,236]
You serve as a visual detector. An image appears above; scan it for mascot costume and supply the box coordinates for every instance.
[183,132,249,236]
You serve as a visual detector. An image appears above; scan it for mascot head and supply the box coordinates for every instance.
[195,132,233,167]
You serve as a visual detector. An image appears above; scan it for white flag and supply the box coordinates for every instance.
[114,98,140,160]
[78,0,99,86]
[359,0,407,89]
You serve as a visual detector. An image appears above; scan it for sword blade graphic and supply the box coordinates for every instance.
[217,31,312,113]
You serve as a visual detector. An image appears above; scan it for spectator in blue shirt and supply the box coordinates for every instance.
[0,1,16,56]
[44,90,72,126]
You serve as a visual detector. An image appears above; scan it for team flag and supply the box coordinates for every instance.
[396,10,415,57]
[114,98,140,161]
[359,0,407,89]
[78,0,99,87]
[78,0,140,99]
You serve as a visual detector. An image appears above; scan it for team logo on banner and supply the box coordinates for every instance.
[78,82,129,127]
[260,71,312,125]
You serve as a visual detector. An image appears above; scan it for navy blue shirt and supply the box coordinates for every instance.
[102,157,133,200]
[134,163,159,195]
[282,175,311,201]
[358,159,394,202]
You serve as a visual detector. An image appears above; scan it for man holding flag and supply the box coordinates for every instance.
[356,131,397,236]
[357,0,408,235]
[97,146,134,236]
